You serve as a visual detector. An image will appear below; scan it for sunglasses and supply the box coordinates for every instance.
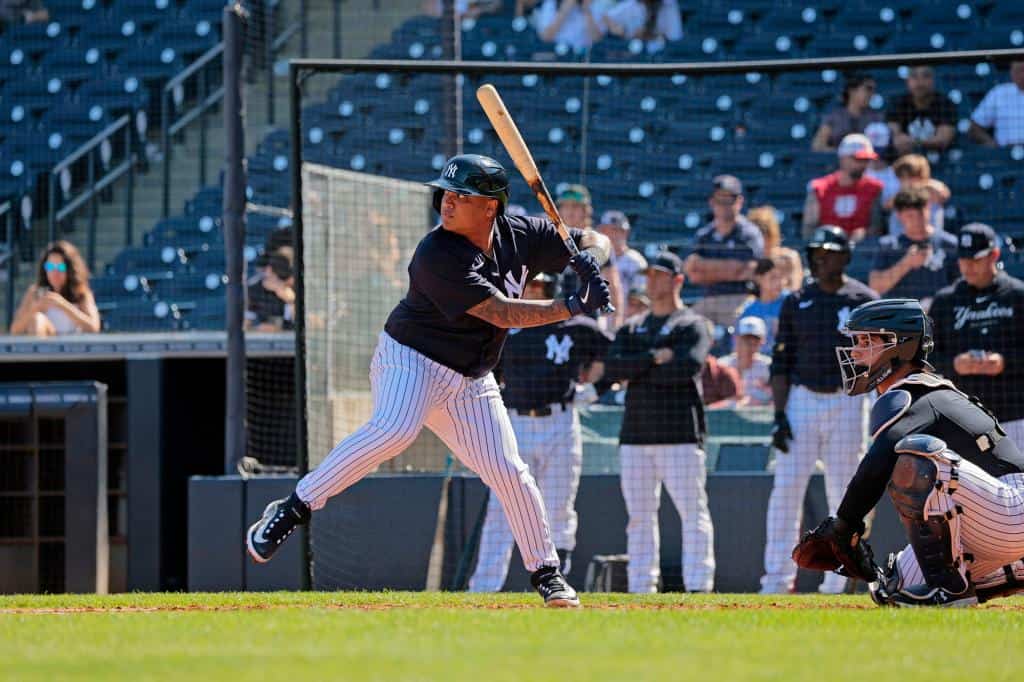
[44,262,67,273]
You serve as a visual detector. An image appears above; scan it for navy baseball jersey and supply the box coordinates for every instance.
[385,215,584,378]
[870,232,959,301]
[498,316,612,410]
[692,216,765,297]
[837,372,1024,526]
[929,270,1024,422]
[771,277,878,391]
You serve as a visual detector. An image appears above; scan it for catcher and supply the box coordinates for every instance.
[792,298,1024,607]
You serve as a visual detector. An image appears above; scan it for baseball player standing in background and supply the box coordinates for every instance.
[929,223,1024,447]
[760,226,877,594]
[795,298,1024,607]
[604,251,716,593]
[245,154,612,607]
[469,272,613,592]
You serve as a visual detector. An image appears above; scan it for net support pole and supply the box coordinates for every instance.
[223,3,248,475]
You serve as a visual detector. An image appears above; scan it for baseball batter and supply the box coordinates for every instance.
[761,226,877,594]
[795,298,1024,607]
[469,273,612,592]
[245,154,612,607]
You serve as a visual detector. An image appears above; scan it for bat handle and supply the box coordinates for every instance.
[563,237,616,315]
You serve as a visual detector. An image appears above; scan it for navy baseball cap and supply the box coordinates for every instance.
[958,223,999,259]
[648,251,684,275]
[711,174,743,197]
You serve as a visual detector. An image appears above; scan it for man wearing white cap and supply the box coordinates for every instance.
[803,133,885,243]
[596,209,647,296]
[719,316,772,407]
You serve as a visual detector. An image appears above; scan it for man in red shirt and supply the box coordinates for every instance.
[802,133,884,243]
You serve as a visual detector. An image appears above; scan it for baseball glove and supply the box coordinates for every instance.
[792,516,881,583]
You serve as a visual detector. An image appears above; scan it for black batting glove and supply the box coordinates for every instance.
[569,251,602,282]
[771,410,793,453]
[566,275,611,316]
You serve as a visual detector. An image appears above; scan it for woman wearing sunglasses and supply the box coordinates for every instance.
[10,240,100,336]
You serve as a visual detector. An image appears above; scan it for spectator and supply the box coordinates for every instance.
[603,250,715,593]
[736,257,787,354]
[246,247,296,332]
[527,0,610,51]
[558,184,623,327]
[422,0,502,20]
[0,0,48,26]
[718,316,772,407]
[886,65,958,155]
[683,175,764,327]
[811,72,883,152]
[624,285,649,319]
[803,133,884,242]
[969,60,1024,148]
[596,209,647,294]
[929,222,1024,448]
[868,187,958,308]
[746,205,803,290]
[10,240,100,336]
[883,153,950,237]
[701,354,742,408]
[603,0,682,44]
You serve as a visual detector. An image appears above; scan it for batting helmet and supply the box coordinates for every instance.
[806,224,851,260]
[835,298,934,396]
[426,154,510,215]
[531,272,561,299]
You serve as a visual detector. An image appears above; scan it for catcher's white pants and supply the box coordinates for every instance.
[761,387,868,593]
[621,443,715,593]
[469,405,582,592]
[887,460,1024,597]
[296,332,559,572]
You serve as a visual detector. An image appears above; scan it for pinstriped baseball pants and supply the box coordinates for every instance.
[295,332,560,572]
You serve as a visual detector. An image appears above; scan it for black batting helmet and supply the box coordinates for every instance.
[531,272,561,298]
[835,298,934,395]
[806,224,851,259]
[426,154,510,215]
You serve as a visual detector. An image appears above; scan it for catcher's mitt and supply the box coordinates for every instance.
[792,516,881,583]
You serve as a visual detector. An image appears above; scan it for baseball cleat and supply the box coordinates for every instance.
[530,566,581,608]
[889,583,978,608]
[245,492,310,563]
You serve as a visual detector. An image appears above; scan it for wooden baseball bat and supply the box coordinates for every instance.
[476,84,613,313]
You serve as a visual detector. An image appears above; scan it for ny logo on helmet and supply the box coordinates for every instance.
[444,163,458,179]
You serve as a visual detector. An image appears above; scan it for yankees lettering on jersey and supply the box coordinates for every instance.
[929,271,1024,422]
[385,215,584,378]
[499,317,612,410]
[771,278,878,392]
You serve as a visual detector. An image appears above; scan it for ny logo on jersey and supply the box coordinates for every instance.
[443,163,458,179]
[545,334,574,365]
[836,305,852,332]
[503,266,529,299]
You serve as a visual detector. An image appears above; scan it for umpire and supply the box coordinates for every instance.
[469,273,613,592]
[604,251,716,593]
[929,223,1024,447]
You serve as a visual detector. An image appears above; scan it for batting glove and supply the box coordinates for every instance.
[569,251,602,282]
[771,410,793,453]
[566,275,611,316]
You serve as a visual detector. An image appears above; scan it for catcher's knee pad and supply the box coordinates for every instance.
[888,435,967,593]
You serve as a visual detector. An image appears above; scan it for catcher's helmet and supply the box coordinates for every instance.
[835,298,934,396]
[426,154,510,215]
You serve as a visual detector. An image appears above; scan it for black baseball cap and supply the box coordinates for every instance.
[599,209,631,230]
[647,251,684,275]
[958,223,999,259]
[711,174,743,197]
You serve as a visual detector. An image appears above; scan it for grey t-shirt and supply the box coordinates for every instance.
[822,107,884,147]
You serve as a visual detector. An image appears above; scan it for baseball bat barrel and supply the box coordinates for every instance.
[476,84,613,312]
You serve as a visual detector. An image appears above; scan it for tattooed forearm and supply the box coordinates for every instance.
[467,294,571,328]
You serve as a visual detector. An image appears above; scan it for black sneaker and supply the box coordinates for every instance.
[530,566,581,608]
[246,492,310,563]
[891,583,978,608]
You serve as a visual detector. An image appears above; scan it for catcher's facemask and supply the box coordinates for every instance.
[835,331,900,396]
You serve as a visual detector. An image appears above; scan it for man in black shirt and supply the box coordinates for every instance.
[604,251,716,593]
[886,65,958,155]
[469,272,612,592]
[802,298,1024,606]
[245,154,613,607]
[761,226,878,595]
[930,223,1024,449]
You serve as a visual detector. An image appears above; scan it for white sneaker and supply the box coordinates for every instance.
[818,573,848,594]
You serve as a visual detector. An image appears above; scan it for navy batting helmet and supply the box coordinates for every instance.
[531,272,561,299]
[426,154,510,215]
[835,298,934,395]
[806,225,851,259]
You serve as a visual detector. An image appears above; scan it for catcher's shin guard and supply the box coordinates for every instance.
[887,435,970,596]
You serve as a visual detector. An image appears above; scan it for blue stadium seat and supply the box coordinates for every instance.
[106,245,185,276]
[756,6,822,40]
[144,214,221,247]
[154,17,219,61]
[1,76,68,119]
[100,298,177,332]
[177,296,226,330]
[113,0,178,30]
[78,19,147,59]
[114,45,186,86]
[40,102,111,147]
[731,33,799,59]
[76,77,151,119]
[149,272,225,302]
[183,0,226,23]
[45,0,107,27]
[0,48,30,90]
[1,21,69,59]
[40,47,109,87]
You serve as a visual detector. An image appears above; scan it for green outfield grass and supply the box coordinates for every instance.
[2,592,1023,681]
